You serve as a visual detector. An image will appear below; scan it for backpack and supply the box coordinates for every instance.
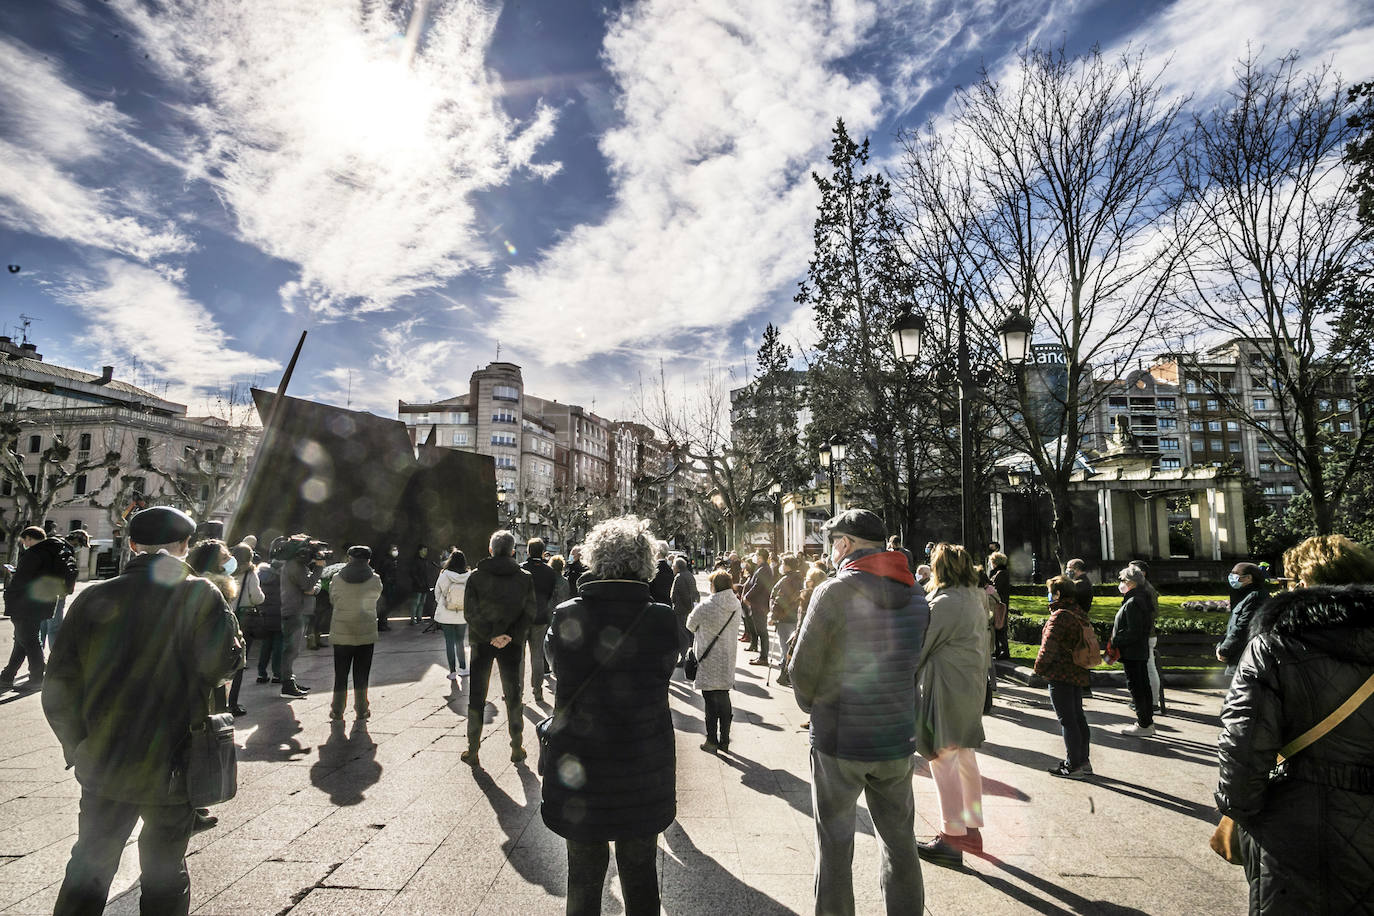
[49,539,80,596]
[1072,620,1103,669]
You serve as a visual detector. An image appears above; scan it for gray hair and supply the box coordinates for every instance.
[656,540,670,559]
[1067,558,1087,573]
[489,529,516,558]
[1118,565,1146,585]
[583,516,656,582]
[673,557,689,573]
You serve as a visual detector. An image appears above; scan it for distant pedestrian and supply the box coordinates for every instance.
[915,564,932,588]
[226,542,263,717]
[548,555,572,609]
[543,517,678,915]
[789,509,929,914]
[279,540,323,698]
[328,546,382,720]
[434,550,471,680]
[768,554,803,668]
[461,530,535,767]
[43,506,241,915]
[521,539,559,703]
[564,545,588,599]
[1,526,74,691]
[670,556,699,666]
[1128,559,1164,714]
[1112,566,1156,738]
[374,545,399,631]
[1217,534,1374,916]
[1217,563,1268,675]
[686,570,741,753]
[253,558,285,685]
[915,543,991,868]
[404,545,435,625]
[887,536,915,573]
[1035,576,1094,778]
[988,551,1011,660]
[1065,558,1094,614]
[743,550,776,666]
[649,541,674,604]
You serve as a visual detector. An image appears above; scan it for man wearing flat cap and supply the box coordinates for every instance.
[43,506,243,915]
[788,509,930,914]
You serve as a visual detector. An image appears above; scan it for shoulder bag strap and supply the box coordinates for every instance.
[1277,669,1374,763]
[555,601,655,721]
[696,607,738,666]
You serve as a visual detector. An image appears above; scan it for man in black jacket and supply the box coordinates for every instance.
[564,545,588,599]
[1,526,74,691]
[520,538,558,703]
[43,506,241,915]
[462,529,536,767]
[743,548,776,666]
[648,542,674,604]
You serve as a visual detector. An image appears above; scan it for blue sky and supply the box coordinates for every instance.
[2,0,1372,418]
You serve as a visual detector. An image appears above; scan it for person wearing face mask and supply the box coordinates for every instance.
[1110,566,1156,737]
[373,545,401,632]
[42,507,242,914]
[1217,563,1267,675]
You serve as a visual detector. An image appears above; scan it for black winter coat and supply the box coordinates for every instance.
[1216,585,1374,916]
[648,559,673,604]
[5,536,71,620]
[1109,591,1151,661]
[542,579,678,842]
[521,557,559,625]
[463,556,535,645]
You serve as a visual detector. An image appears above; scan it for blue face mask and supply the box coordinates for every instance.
[1046,591,1055,602]
[222,556,238,577]
[1228,572,1243,589]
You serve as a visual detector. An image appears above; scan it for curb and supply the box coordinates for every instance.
[995,659,1228,690]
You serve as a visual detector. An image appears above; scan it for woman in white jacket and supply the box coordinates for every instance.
[685,569,742,753]
[434,550,471,679]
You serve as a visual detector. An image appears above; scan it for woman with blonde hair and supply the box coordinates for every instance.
[915,543,991,868]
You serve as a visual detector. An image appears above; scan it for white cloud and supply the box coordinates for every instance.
[112,0,560,315]
[60,259,279,402]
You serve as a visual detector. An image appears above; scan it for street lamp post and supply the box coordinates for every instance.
[892,299,1034,547]
[817,438,847,519]
[768,482,782,554]
[1007,466,1046,582]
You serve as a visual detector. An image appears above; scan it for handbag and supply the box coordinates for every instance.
[684,608,737,682]
[186,711,238,807]
[1209,669,1374,866]
[537,602,655,777]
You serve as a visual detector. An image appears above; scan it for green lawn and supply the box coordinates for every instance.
[1007,593,1229,671]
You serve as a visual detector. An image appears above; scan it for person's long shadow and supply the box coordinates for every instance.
[719,749,863,834]
[661,821,800,914]
[1088,775,1220,823]
[238,702,311,763]
[966,854,1152,915]
[308,720,383,805]
[471,765,562,894]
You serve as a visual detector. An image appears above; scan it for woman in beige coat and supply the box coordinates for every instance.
[915,543,992,868]
[328,546,384,720]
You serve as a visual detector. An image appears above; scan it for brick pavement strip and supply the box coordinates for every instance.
[0,592,1249,915]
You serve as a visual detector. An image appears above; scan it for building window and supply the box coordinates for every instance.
[27,434,40,453]
[1190,440,1204,452]
[493,385,519,402]
[1257,440,1272,452]
[1209,439,1223,450]
[1263,485,1277,495]
[79,433,92,450]
[1188,398,1201,410]
[1109,397,1127,407]
[1259,461,1274,472]
[74,474,88,496]
[1,480,11,496]
[1280,484,1296,495]
[1340,420,1353,433]
[1157,418,1178,430]
[136,437,150,452]
[1229,440,1242,453]
[1208,421,1221,432]
[492,410,517,424]
[1225,420,1240,432]
[1185,380,1198,393]
[1338,399,1351,411]
[452,431,469,446]
[1206,399,1220,411]
[1157,398,1176,410]
[1160,438,1179,450]
[1159,457,1181,469]
[1318,399,1331,412]
[1189,420,1203,431]
[491,434,517,448]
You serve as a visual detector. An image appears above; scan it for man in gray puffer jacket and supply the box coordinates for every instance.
[279,545,323,698]
[790,509,929,916]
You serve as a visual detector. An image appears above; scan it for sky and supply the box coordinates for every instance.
[2,0,1372,420]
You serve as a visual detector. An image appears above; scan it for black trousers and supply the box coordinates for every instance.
[993,625,1010,659]
[1047,680,1091,769]
[2,616,44,682]
[55,790,194,916]
[566,835,659,916]
[750,607,769,659]
[332,643,375,714]
[1122,659,1155,727]
[467,640,524,750]
[702,689,732,745]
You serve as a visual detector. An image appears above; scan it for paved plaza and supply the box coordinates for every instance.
[0,580,1249,915]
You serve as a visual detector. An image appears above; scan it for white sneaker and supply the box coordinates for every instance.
[446,672,458,681]
[1121,723,1156,737]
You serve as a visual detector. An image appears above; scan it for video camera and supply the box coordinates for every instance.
[271,533,332,564]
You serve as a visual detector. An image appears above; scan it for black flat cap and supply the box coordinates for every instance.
[128,506,196,545]
[822,509,887,543]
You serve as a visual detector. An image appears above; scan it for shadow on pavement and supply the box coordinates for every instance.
[471,765,564,895]
[661,822,800,914]
[968,855,1153,915]
[1088,775,1220,823]
[718,750,853,833]
[239,703,311,763]
[308,720,382,805]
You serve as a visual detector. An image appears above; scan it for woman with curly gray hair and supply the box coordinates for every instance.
[541,516,679,915]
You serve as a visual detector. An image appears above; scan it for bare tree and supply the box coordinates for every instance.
[895,46,1190,563]
[1176,54,1374,534]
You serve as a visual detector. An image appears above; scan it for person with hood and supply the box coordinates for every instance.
[328,546,383,720]
[742,548,776,666]
[1218,562,1268,674]
[648,541,674,604]
[461,529,536,767]
[686,569,741,752]
[914,543,993,868]
[42,507,241,914]
[670,556,700,666]
[789,510,929,914]
[1,526,76,691]
[520,538,559,703]
[434,550,471,680]
[1035,576,1095,778]
[1217,534,1374,916]
[1111,566,1156,737]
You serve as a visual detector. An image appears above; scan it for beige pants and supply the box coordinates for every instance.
[929,746,984,836]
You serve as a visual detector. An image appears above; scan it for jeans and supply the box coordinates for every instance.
[280,615,304,684]
[2,617,44,683]
[929,747,984,835]
[1122,659,1155,727]
[257,631,283,678]
[40,596,66,649]
[526,622,550,689]
[774,619,796,666]
[1047,680,1090,768]
[54,790,194,916]
[441,623,467,673]
[466,639,524,752]
[810,749,924,916]
[1147,635,1163,706]
[409,593,424,624]
[566,835,659,916]
[332,644,374,716]
[702,689,732,745]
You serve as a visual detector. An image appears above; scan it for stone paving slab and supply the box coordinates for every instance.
[0,580,1249,914]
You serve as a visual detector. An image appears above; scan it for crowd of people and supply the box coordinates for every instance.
[3,500,1371,916]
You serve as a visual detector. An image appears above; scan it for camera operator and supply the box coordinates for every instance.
[279,535,326,698]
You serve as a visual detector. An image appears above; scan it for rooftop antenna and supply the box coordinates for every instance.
[346,369,353,409]
[18,313,38,345]
[496,339,502,361]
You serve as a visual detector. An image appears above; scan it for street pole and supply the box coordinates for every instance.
[828,467,836,519]
[957,295,976,548]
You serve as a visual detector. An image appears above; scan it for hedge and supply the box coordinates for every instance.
[1007,611,1227,644]
[1009,581,1232,596]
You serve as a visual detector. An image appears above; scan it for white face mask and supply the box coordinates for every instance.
[222,556,238,576]
[1118,582,1130,594]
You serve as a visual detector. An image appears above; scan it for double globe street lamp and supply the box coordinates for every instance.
[817,438,847,519]
[890,300,1035,545]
